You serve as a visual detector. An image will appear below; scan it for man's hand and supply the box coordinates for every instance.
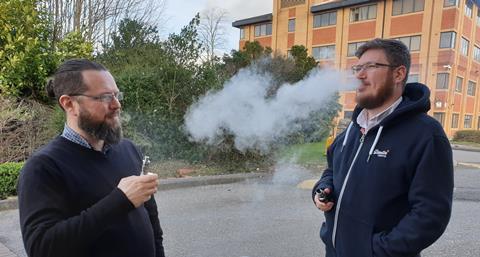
[117,173,159,208]
[314,188,334,212]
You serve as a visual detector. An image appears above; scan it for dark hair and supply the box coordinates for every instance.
[46,59,107,104]
[355,38,411,85]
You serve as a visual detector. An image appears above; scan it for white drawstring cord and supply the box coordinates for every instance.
[367,126,383,162]
[341,122,354,152]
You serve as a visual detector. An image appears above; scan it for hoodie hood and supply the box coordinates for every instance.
[351,82,431,128]
[340,83,431,160]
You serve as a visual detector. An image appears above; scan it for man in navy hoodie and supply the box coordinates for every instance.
[18,59,165,257]
[312,38,454,257]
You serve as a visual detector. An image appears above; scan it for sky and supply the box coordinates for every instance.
[160,0,272,53]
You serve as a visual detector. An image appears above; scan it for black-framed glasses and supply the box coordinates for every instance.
[351,62,398,74]
[70,92,124,103]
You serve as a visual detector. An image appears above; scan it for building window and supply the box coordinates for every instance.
[350,4,377,22]
[439,31,456,48]
[313,11,337,28]
[344,111,353,119]
[434,112,445,126]
[464,114,473,128]
[474,45,480,62]
[392,0,425,16]
[254,23,272,37]
[468,80,476,96]
[395,35,421,51]
[461,37,469,56]
[240,28,245,39]
[455,76,463,92]
[452,113,459,128]
[444,0,458,7]
[465,0,473,18]
[312,45,335,60]
[407,74,419,83]
[477,9,480,26]
[347,41,366,57]
[288,19,295,32]
[436,73,450,89]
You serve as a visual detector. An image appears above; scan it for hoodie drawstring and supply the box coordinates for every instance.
[367,126,383,162]
[341,122,354,152]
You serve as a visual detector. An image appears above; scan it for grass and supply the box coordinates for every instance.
[148,139,328,178]
[276,139,328,167]
[450,140,480,148]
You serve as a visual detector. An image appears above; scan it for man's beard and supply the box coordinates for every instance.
[78,108,123,145]
[356,73,395,110]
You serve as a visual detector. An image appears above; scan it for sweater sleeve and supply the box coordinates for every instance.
[144,196,165,257]
[18,155,135,257]
[372,135,454,257]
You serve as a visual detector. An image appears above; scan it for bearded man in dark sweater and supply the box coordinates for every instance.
[17,59,165,257]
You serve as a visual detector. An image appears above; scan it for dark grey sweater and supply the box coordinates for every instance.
[18,137,164,257]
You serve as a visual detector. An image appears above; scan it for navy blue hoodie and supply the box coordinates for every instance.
[312,83,454,257]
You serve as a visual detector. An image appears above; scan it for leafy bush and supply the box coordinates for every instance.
[0,162,23,200]
[453,130,480,144]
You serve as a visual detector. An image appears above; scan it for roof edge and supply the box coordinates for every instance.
[232,13,273,28]
[311,0,380,13]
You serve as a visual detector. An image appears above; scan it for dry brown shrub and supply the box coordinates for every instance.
[0,97,58,162]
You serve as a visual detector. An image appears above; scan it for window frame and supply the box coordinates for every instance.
[436,73,450,89]
[288,19,296,32]
[395,35,421,51]
[254,23,273,37]
[392,0,425,16]
[433,112,446,126]
[461,37,470,56]
[313,11,337,28]
[452,113,459,128]
[350,4,377,22]
[467,80,476,96]
[464,114,473,128]
[347,41,366,57]
[455,76,463,92]
[444,0,458,7]
[439,31,457,49]
[312,45,336,60]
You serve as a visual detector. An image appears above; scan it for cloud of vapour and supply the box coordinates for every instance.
[184,63,359,153]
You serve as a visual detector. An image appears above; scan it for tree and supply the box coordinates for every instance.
[38,0,166,47]
[199,7,228,64]
[0,0,93,100]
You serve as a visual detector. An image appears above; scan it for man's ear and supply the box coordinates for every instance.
[394,65,407,85]
[59,95,78,116]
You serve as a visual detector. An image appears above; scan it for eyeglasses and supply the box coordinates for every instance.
[70,92,124,103]
[351,62,398,74]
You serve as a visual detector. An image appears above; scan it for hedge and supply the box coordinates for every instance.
[0,162,23,200]
[453,130,480,144]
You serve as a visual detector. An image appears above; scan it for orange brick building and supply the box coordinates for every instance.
[233,0,480,137]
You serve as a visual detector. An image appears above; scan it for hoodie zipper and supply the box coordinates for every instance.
[332,133,366,248]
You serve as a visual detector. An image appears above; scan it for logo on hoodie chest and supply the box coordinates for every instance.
[373,149,390,158]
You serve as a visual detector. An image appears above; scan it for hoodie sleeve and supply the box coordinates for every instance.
[312,140,336,202]
[372,135,454,257]
[18,155,135,257]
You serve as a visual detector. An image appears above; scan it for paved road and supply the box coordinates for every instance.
[1,165,480,257]
[453,149,480,163]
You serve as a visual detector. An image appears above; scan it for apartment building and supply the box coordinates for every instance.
[233,0,480,137]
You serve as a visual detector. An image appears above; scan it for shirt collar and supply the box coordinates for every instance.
[356,96,403,134]
[61,124,111,153]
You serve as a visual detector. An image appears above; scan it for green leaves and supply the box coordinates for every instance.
[0,162,23,199]
[0,0,93,101]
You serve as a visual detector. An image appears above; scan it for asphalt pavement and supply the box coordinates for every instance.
[1,165,480,257]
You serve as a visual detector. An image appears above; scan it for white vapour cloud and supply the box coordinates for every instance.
[184,65,359,152]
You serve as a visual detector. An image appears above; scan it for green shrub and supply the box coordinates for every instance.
[453,130,480,144]
[0,162,23,200]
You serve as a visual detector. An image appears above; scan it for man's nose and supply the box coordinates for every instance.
[110,97,121,109]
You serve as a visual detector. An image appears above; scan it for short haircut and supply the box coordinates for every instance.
[355,38,411,85]
[46,59,107,105]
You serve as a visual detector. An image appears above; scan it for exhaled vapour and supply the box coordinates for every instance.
[184,63,359,152]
